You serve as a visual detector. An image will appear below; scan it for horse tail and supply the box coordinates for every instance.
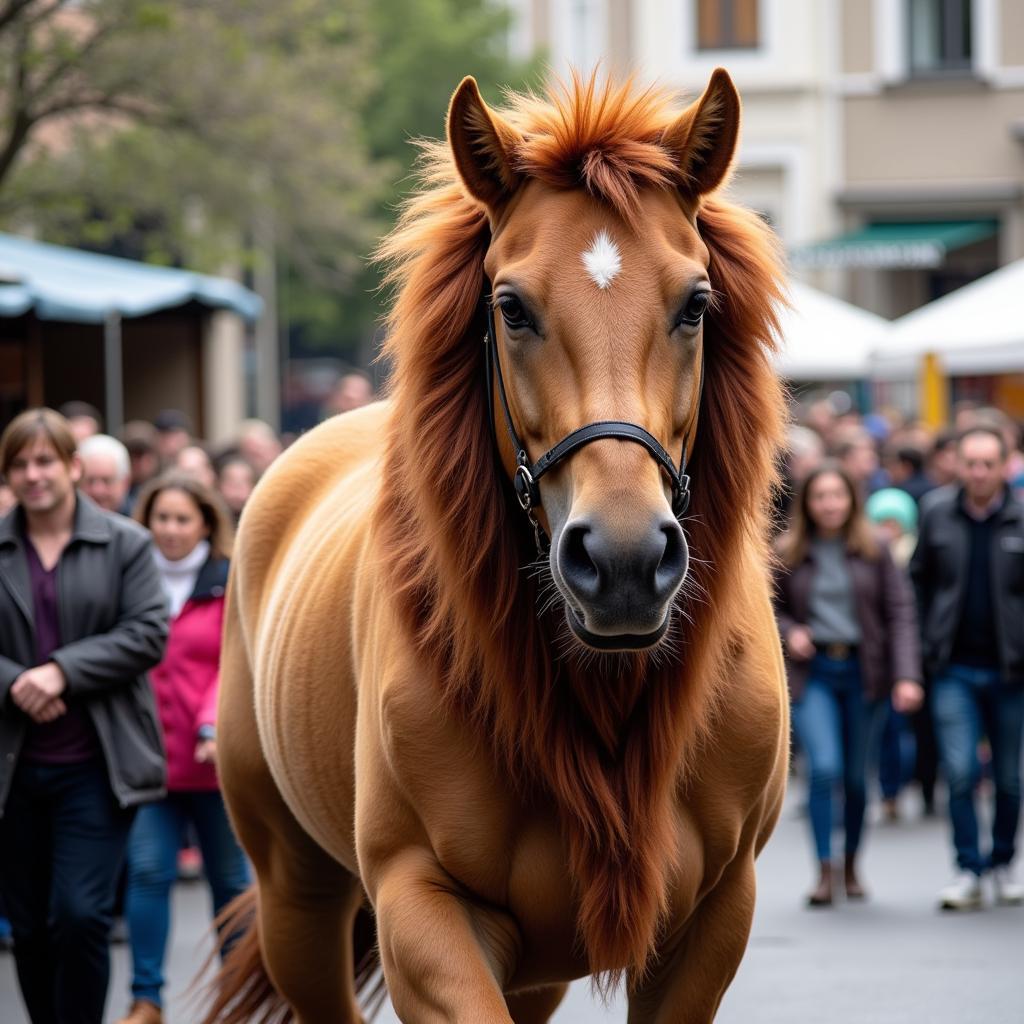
[197,886,292,1024]
[197,886,386,1022]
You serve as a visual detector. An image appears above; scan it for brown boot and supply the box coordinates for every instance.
[807,861,833,907]
[844,855,867,900]
[115,1000,163,1024]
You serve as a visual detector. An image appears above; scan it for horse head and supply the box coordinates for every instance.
[447,71,742,652]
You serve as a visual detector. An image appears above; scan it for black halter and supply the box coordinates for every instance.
[483,295,701,550]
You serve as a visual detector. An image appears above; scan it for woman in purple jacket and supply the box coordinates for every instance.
[775,462,923,906]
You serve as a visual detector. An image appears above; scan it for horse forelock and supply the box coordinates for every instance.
[507,75,683,224]
[374,75,787,986]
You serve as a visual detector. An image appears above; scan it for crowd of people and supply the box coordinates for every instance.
[775,395,1024,912]
[0,373,375,1024]
[0,377,1021,1023]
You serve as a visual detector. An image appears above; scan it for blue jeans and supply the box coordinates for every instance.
[125,791,250,1007]
[932,664,1024,875]
[791,654,882,862]
[0,757,135,1024]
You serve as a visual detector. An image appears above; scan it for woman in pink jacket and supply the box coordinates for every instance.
[117,475,248,1024]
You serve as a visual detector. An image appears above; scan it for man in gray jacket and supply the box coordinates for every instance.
[0,408,168,1024]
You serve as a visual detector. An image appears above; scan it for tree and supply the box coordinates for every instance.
[0,0,538,368]
[284,0,539,363]
[0,0,382,282]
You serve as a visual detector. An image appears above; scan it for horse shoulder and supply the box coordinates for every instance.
[353,645,586,987]
[355,642,518,897]
[351,638,572,986]
[235,404,390,869]
[233,402,392,629]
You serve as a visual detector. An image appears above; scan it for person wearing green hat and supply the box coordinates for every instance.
[866,488,919,567]
[867,488,920,822]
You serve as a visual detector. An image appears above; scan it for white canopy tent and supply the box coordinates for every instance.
[772,279,887,381]
[872,259,1024,379]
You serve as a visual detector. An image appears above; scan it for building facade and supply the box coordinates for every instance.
[507,0,1024,308]
[506,0,1024,414]
[507,0,843,264]
[812,0,1024,320]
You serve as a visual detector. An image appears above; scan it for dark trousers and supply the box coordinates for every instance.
[879,707,915,800]
[0,757,135,1024]
[911,687,939,811]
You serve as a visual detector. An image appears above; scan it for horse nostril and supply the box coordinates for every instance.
[654,521,686,599]
[560,523,601,601]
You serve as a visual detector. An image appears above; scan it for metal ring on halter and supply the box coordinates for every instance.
[674,475,691,516]
[513,463,536,511]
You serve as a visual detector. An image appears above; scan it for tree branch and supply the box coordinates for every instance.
[0,0,36,35]
[0,23,37,187]
[33,92,152,122]
[22,0,72,30]
[30,17,120,103]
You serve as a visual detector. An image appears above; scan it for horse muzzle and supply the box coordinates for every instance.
[555,514,688,650]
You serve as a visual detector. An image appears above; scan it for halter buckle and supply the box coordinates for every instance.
[513,463,536,512]
[674,475,692,516]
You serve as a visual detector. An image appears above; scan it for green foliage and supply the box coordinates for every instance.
[0,0,538,365]
[287,0,540,361]
[0,0,381,283]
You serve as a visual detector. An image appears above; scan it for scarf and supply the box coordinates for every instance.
[153,539,210,617]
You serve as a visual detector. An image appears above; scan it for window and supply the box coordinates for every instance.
[908,0,972,75]
[696,0,759,51]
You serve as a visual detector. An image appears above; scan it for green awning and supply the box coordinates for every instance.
[791,220,998,270]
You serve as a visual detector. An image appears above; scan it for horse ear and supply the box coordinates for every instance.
[661,67,740,198]
[447,76,522,212]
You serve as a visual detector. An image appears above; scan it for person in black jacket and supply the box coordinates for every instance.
[910,426,1024,911]
[0,408,168,1024]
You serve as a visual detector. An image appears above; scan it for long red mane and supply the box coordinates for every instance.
[374,75,787,986]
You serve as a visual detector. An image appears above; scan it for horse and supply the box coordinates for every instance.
[203,68,789,1024]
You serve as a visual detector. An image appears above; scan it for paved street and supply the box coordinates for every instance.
[1,784,1020,1023]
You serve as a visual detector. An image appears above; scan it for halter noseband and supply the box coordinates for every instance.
[483,295,702,549]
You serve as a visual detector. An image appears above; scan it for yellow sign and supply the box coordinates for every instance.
[920,352,948,428]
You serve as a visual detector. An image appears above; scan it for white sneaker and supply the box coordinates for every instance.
[938,870,983,910]
[989,866,1024,906]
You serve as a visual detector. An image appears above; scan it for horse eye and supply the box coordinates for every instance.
[498,295,533,332]
[676,291,710,329]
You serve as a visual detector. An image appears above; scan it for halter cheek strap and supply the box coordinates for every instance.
[483,295,702,548]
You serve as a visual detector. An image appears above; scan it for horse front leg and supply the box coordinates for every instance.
[372,848,521,1023]
[627,856,756,1024]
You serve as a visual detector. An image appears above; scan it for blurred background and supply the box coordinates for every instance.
[2,6,1023,1023]
[0,0,1021,442]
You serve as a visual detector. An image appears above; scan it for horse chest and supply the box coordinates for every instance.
[381,699,588,976]
[443,810,591,984]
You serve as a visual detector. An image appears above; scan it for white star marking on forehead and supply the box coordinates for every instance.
[582,230,622,290]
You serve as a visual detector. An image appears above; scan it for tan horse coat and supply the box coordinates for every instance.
[206,70,789,1024]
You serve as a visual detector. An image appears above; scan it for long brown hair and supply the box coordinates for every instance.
[374,74,787,985]
[135,473,235,560]
[776,460,878,568]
